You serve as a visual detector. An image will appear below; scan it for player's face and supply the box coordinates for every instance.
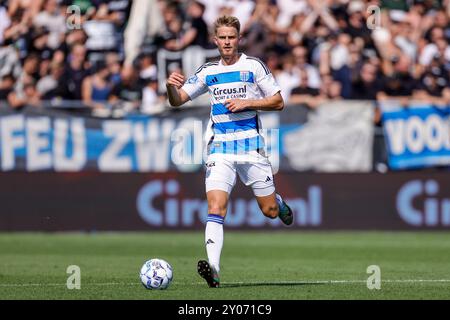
[214,26,240,58]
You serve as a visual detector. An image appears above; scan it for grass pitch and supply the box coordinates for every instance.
[0,231,449,300]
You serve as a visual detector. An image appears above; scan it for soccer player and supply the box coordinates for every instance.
[166,15,293,288]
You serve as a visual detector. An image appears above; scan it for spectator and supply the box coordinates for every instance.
[265,50,282,76]
[350,62,383,100]
[141,75,165,114]
[414,48,449,103]
[0,74,15,100]
[97,0,132,31]
[290,68,320,97]
[240,0,275,57]
[31,28,52,62]
[154,2,184,51]
[416,70,448,98]
[317,31,353,98]
[33,0,67,50]
[164,0,210,51]
[0,3,11,45]
[348,38,367,79]
[84,10,118,53]
[319,73,343,101]
[344,0,372,42]
[82,60,113,109]
[8,0,43,24]
[0,40,22,79]
[81,0,131,57]
[378,54,419,100]
[36,62,65,99]
[419,31,450,69]
[38,51,52,80]
[14,53,40,99]
[109,64,142,110]
[275,54,300,103]
[299,0,339,54]
[186,1,210,49]
[276,0,309,30]
[220,0,255,32]
[59,43,90,100]
[389,11,419,61]
[290,73,342,108]
[138,53,157,83]
[286,13,307,48]
[1,0,449,110]
[65,27,89,50]
[292,45,321,90]
[8,79,41,109]
[159,16,185,52]
[105,52,122,85]
[2,8,30,59]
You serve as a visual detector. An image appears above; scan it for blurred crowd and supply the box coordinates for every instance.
[0,0,449,115]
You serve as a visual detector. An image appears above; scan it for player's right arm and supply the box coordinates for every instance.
[166,72,190,107]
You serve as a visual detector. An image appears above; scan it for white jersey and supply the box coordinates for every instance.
[181,53,281,161]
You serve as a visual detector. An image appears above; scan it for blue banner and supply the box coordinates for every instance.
[381,103,450,170]
[0,102,375,172]
[0,105,306,172]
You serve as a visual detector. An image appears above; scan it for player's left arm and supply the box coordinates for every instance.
[224,91,284,112]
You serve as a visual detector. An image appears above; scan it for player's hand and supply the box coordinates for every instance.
[166,72,185,89]
[224,99,249,113]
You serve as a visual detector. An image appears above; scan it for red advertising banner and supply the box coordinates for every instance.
[0,172,449,230]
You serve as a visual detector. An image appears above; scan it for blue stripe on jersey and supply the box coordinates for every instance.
[206,71,254,86]
[212,103,250,116]
[210,135,264,154]
[213,116,257,134]
[212,103,230,115]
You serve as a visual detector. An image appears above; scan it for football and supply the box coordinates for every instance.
[139,258,173,290]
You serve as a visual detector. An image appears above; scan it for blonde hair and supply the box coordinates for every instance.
[213,15,240,35]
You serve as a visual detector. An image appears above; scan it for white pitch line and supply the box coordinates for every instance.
[0,282,138,287]
[201,280,450,285]
[1,279,450,288]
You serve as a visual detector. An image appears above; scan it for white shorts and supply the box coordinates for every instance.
[205,154,275,197]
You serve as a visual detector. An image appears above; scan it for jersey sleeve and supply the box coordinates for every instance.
[181,68,208,100]
[254,60,281,97]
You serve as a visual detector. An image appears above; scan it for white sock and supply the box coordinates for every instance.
[205,214,224,273]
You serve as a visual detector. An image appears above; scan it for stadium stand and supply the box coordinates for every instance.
[0,0,448,113]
